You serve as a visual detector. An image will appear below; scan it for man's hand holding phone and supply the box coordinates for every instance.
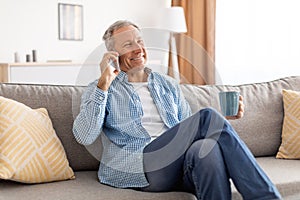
[100,51,120,72]
[97,51,120,91]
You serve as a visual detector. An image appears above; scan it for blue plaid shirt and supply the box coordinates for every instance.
[73,68,192,188]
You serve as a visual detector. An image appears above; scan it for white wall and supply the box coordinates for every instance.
[216,0,300,85]
[0,0,171,63]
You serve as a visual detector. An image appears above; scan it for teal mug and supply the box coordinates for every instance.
[219,91,240,116]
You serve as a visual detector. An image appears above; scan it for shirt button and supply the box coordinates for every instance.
[99,96,104,100]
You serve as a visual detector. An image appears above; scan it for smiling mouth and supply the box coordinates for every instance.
[131,57,143,61]
[130,54,145,61]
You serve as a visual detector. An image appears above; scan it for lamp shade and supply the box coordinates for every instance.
[159,7,187,33]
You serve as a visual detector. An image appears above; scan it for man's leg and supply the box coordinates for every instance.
[182,139,231,200]
[200,108,281,200]
[142,108,281,199]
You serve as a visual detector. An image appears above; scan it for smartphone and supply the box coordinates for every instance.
[109,58,120,71]
[109,50,120,71]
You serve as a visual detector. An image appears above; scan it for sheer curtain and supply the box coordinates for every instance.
[172,0,216,84]
[216,0,300,85]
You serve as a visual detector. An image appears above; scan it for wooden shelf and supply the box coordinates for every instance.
[0,62,92,85]
[0,62,82,67]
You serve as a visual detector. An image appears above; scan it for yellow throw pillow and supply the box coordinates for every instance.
[276,89,300,159]
[0,96,75,183]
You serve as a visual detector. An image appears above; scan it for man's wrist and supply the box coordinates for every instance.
[97,77,112,91]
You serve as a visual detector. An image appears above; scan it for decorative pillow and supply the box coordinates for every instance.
[276,89,300,159]
[0,96,75,183]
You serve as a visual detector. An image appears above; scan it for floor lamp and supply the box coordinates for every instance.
[160,7,187,81]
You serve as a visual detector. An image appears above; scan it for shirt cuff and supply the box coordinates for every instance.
[90,87,108,104]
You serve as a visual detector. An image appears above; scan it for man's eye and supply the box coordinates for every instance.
[123,43,131,47]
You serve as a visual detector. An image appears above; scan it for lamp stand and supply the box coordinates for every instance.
[169,32,180,81]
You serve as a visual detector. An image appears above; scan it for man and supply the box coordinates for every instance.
[73,20,281,200]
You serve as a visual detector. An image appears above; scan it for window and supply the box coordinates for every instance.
[216,0,300,85]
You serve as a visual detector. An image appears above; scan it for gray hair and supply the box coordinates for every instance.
[102,20,140,51]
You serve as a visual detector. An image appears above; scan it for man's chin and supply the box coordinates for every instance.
[126,65,145,73]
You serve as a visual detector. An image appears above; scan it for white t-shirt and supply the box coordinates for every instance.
[131,82,168,140]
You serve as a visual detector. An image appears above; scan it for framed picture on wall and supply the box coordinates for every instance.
[58,3,83,41]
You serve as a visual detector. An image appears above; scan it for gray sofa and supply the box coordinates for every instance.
[1,76,300,200]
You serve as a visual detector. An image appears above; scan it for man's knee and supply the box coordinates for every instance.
[199,107,224,123]
[200,107,220,116]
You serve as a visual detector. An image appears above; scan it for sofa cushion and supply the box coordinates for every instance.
[1,158,300,200]
[0,96,75,183]
[0,171,196,200]
[0,83,99,171]
[276,89,300,159]
[231,156,300,200]
[181,76,300,157]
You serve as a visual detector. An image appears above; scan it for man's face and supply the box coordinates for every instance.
[112,25,147,72]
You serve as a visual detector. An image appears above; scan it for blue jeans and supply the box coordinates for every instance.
[141,108,281,200]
